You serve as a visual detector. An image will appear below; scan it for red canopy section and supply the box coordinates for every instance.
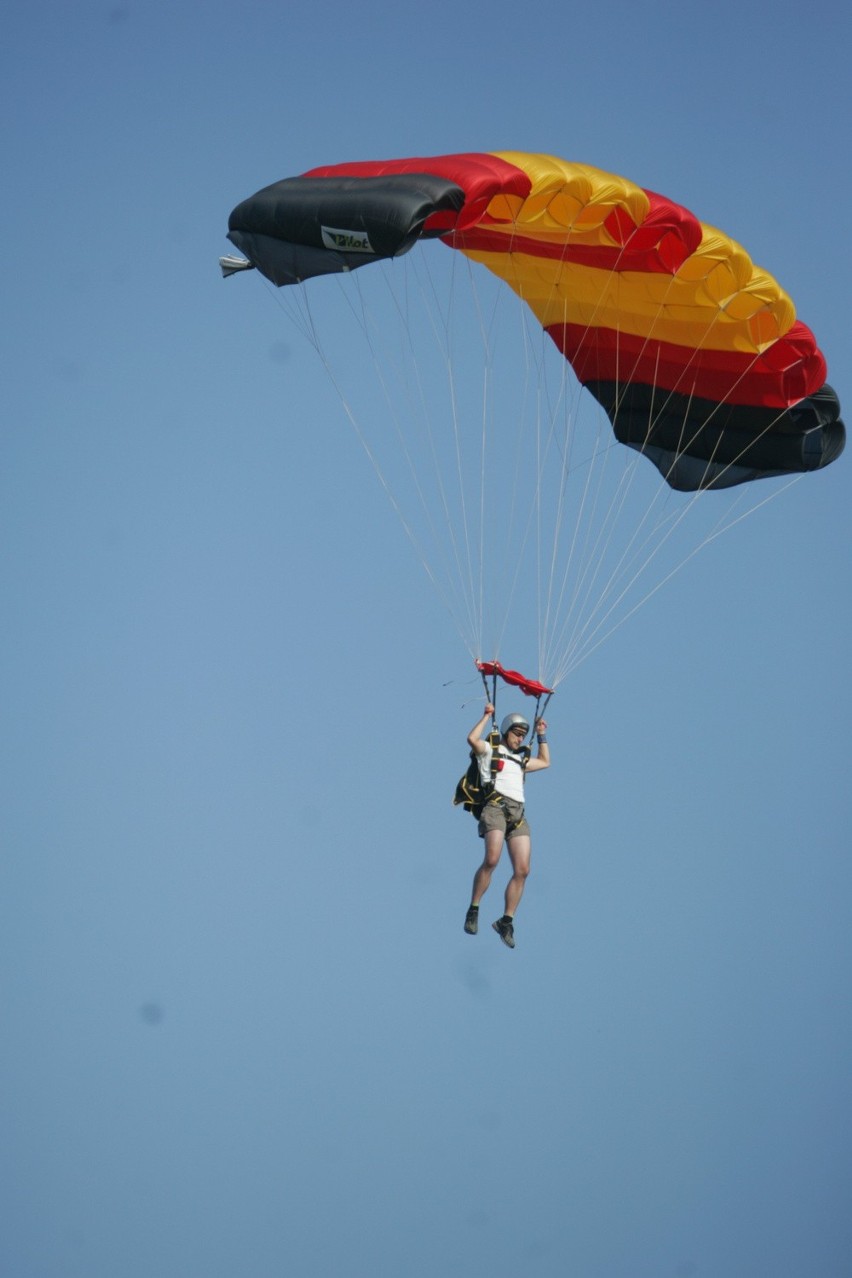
[477,660,553,699]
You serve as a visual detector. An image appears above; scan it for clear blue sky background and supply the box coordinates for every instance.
[3,3,851,1276]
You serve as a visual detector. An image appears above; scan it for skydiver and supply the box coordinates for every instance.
[463,704,550,948]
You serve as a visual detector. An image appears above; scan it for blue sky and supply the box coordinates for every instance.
[3,2,851,1276]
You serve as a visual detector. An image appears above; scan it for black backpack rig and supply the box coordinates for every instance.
[453,726,508,820]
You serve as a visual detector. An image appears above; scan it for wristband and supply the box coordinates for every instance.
[537,734,548,744]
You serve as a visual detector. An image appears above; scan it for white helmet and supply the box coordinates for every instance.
[500,712,530,739]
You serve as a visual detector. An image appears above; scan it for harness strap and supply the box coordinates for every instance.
[488,728,502,775]
[486,791,527,834]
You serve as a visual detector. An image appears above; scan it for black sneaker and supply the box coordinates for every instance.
[492,917,515,948]
[464,906,479,935]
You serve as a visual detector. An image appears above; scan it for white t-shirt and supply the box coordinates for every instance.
[478,743,526,803]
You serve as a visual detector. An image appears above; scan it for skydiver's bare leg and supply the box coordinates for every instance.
[470,829,505,906]
[503,832,531,917]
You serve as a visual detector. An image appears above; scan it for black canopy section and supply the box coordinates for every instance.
[226,173,466,286]
[587,381,845,491]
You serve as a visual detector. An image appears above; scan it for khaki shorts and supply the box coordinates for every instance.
[478,795,530,840]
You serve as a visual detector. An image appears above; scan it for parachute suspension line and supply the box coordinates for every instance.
[463,252,496,664]
[502,296,578,681]
[538,230,715,681]
[554,338,680,670]
[545,440,633,678]
[487,210,536,672]
[471,220,593,690]
[472,210,586,687]
[399,245,515,662]
[368,254,510,659]
[375,256,482,655]
[455,210,709,691]
[435,251,483,657]
[537,358,585,685]
[554,473,803,678]
[540,321,627,677]
[268,272,481,657]
[476,306,488,661]
[539,321,590,683]
[545,294,806,681]
[523,215,590,686]
[537,255,652,681]
[537,266,680,679]
[544,270,726,675]
[531,305,555,679]
[496,296,549,665]
[465,253,547,671]
[562,406,815,676]
[348,266,481,655]
[442,251,519,663]
[535,365,546,680]
[538,229,648,680]
[549,317,714,679]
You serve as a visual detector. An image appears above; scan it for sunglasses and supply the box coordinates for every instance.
[508,725,529,735]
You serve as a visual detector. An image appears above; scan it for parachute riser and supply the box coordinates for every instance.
[479,665,498,731]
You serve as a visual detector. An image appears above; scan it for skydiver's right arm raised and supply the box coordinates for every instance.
[467,704,495,755]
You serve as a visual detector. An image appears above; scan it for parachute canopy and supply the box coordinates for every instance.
[224,151,843,492]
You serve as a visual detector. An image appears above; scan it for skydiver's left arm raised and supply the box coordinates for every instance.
[525,718,550,773]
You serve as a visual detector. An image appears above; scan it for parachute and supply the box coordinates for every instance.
[222,152,844,684]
